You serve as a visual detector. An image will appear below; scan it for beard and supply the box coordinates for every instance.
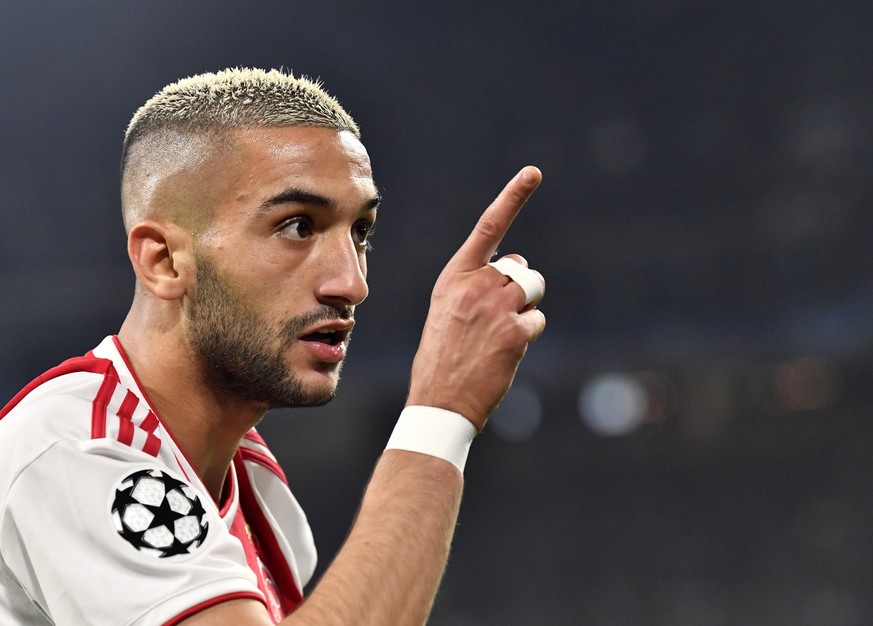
[185,253,351,409]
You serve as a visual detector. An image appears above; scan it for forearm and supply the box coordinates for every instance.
[286,449,463,625]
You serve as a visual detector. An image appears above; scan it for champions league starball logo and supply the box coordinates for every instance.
[111,469,209,558]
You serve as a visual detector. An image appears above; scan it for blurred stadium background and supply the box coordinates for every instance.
[2,1,872,623]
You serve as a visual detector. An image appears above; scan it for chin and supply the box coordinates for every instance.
[275,374,341,409]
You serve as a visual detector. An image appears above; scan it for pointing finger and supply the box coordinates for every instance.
[449,166,542,271]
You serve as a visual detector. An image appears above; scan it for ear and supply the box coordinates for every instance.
[127,221,195,301]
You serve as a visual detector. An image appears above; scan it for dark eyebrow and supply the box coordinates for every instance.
[258,187,381,214]
[259,188,334,212]
[363,195,382,212]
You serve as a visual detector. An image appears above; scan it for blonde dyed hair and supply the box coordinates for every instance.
[123,67,359,168]
[121,68,360,231]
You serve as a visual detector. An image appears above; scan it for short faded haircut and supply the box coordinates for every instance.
[123,67,359,172]
[121,68,359,231]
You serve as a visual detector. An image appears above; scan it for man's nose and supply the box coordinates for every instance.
[314,235,369,307]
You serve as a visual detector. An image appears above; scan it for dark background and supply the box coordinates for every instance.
[2,1,873,624]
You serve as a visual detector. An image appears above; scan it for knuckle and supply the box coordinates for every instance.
[505,184,529,206]
[474,212,502,241]
[496,316,530,345]
[457,279,492,309]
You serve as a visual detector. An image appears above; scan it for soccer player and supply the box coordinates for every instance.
[0,68,546,625]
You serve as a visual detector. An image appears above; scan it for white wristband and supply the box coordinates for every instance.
[385,406,478,472]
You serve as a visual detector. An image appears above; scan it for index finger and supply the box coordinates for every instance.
[449,166,542,271]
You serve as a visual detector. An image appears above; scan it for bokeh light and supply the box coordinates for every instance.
[579,372,647,437]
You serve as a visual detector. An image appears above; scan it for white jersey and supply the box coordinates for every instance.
[0,336,317,625]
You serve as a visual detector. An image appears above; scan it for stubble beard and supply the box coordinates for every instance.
[186,254,351,409]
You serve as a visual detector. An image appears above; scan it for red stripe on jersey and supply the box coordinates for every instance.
[142,434,161,457]
[116,417,134,446]
[0,356,118,421]
[230,502,285,622]
[243,430,269,447]
[116,390,139,446]
[161,592,266,626]
[109,338,186,470]
[141,410,159,433]
[238,446,289,486]
[233,453,304,614]
[90,369,118,440]
[140,410,162,457]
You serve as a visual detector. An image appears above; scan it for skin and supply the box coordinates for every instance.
[119,124,546,624]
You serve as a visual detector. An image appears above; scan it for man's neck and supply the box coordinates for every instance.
[117,320,266,502]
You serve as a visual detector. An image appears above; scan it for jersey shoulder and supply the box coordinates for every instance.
[0,354,165,482]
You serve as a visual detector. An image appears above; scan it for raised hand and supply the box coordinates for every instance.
[406,166,547,431]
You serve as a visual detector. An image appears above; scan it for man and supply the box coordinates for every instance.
[0,68,545,625]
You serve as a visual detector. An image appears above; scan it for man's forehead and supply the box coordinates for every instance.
[213,126,378,213]
[231,126,370,164]
[227,126,375,192]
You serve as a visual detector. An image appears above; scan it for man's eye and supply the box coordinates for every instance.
[354,220,376,248]
[279,217,312,241]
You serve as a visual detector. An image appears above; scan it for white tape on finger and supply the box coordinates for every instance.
[488,257,545,306]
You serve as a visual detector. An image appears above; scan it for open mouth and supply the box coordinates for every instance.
[299,328,347,346]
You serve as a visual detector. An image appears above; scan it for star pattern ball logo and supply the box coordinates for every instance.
[111,469,209,558]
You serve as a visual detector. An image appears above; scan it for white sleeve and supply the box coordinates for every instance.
[0,438,263,626]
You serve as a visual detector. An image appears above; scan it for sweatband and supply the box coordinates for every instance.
[385,406,478,472]
[487,257,545,306]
